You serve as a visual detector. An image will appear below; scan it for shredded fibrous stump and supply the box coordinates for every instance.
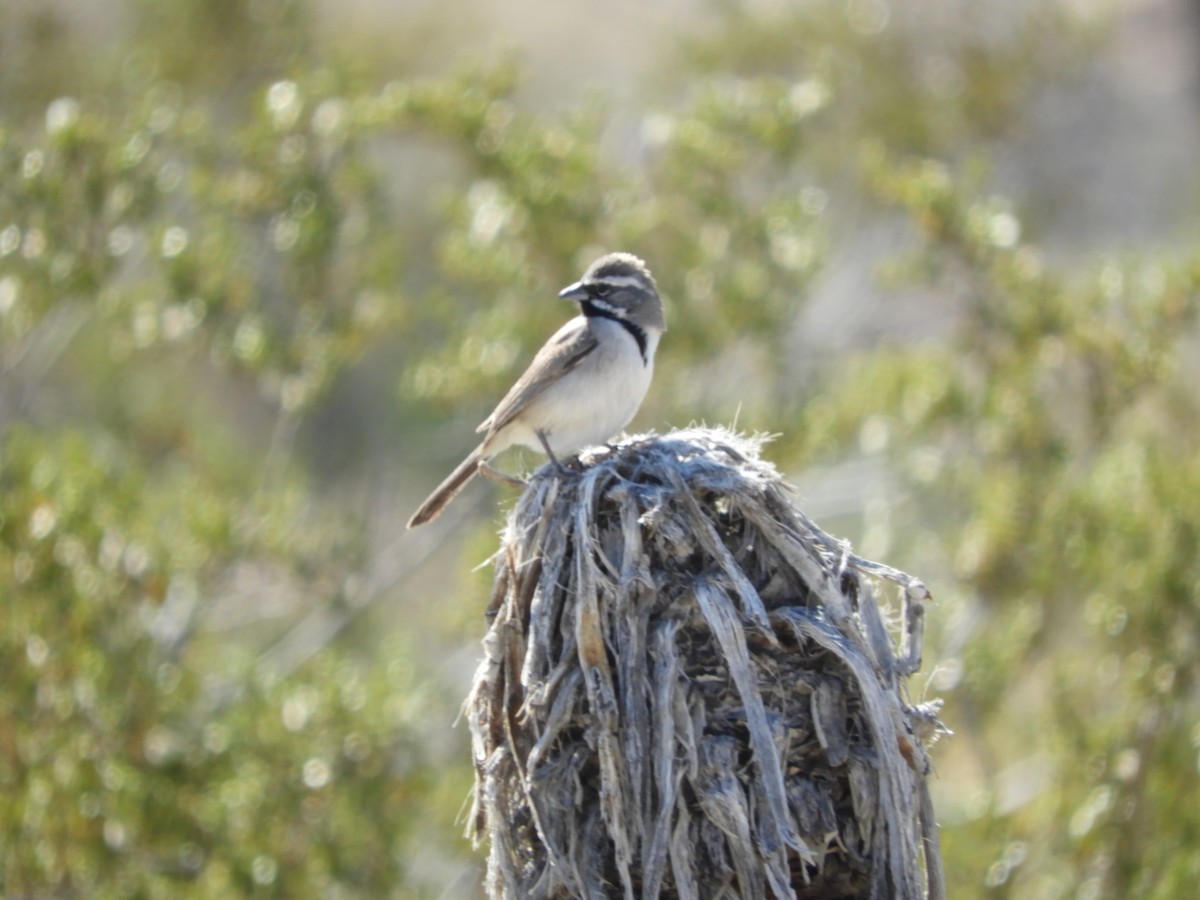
[467,428,946,900]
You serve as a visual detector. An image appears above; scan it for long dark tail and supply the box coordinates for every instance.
[407,446,484,528]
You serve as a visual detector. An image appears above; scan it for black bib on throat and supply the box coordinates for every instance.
[581,300,649,364]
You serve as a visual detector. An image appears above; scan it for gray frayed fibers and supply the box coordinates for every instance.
[467,428,946,899]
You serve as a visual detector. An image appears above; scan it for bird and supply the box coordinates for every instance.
[407,252,665,528]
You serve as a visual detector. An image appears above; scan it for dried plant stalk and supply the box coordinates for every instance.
[467,428,946,900]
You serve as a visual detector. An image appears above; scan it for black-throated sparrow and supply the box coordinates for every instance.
[407,253,665,527]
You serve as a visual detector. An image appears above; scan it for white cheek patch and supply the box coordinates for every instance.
[587,297,626,318]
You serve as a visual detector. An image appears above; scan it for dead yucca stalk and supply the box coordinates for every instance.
[467,428,946,899]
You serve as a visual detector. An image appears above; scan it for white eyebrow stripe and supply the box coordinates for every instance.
[590,274,647,290]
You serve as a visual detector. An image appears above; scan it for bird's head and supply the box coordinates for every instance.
[558,252,666,332]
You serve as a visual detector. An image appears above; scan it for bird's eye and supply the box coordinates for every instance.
[592,283,612,298]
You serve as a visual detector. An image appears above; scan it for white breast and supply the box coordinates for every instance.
[503,317,659,457]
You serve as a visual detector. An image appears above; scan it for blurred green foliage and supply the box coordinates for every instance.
[829,153,1200,898]
[2,0,1198,897]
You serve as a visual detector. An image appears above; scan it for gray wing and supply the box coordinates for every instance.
[477,317,597,437]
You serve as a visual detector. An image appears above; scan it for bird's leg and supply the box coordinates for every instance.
[478,459,527,487]
[536,430,575,477]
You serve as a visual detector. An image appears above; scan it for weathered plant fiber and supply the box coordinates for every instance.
[467,428,945,899]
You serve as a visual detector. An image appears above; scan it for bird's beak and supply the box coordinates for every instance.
[558,281,588,302]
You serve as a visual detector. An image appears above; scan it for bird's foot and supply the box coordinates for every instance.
[550,459,577,478]
[536,430,577,478]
